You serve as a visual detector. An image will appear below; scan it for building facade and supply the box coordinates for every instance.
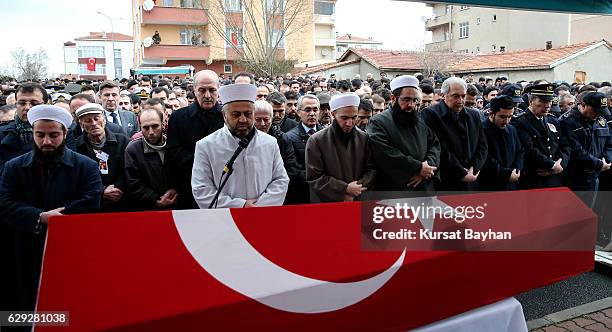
[335,34,384,59]
[132,0,337,75]
[425,4,570,54]
[62,32,134,80]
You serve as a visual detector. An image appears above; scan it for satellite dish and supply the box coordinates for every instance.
[321,48,329,56]
[143,37,153,48]
[143,0,154,11]
[206,58,213,65]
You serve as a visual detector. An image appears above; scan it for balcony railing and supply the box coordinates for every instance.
[143,44,210,61]
[142,6,208,25]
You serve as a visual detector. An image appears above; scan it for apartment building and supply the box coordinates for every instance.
[335,34,384,59]
[63,32,134,80]
[132,0,337,75]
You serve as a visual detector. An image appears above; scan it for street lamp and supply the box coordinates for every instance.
[97,11,121,79]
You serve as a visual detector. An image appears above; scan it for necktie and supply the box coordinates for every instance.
[308,129,315,136]
[111,112,118,124]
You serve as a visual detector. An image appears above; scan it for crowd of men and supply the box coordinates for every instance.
[1,69,612,313]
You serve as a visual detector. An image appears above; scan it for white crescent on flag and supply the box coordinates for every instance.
[173,209,406,314]
[88,57,95,65]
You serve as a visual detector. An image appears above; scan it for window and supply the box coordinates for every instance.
[180,29,201,45]
[476,17,480,25]
[444,30,450,41]
[476,46,480,53]
[224,0,242,11]
[459,22,469,38]
[181,0,202,8]
[371,44,378,50]
[79,63,106,75]
[492,44,497,51]
[224,64,233,73]
[492,14,497,22]
[266,0,284,12]
[114,49,122,79]
[270,29,284,48]
[77,46,105,58]
[499,46,506,52]
[163,0,173,6]
[445,5,451,14]
[226,27,244,47]
[314,1,335,15]
[460,5,469,10]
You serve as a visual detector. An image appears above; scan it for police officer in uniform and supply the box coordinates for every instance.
[560,92,612,206]
[512,83,570,188]
[501,84,525,115]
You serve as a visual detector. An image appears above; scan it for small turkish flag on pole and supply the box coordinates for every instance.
[87,57,96,71]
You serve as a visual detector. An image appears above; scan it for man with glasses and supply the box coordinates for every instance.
[0,83,49,174]
[285,95,323,204]
[367,75,440,191]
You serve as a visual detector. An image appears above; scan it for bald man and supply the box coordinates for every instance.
[165,70,225,209]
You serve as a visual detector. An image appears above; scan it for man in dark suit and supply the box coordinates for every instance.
[480,95,524,191]
[165,70,225,209]
[285,94,324,204]
[422,77,488,191]
[98,81,140,138]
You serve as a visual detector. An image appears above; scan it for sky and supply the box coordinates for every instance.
[0,0,432,77]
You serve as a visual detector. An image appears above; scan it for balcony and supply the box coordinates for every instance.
[143,44,210,61]
[425,40,452,52]
[425,15,450,30]
[314,14,335,25]
[315,38,336,47]
[142,6,208,25]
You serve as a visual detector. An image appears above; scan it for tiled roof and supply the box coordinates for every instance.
[298,59,360,75]
[342,48,465,71]
[74,32,133,41]
[336,34,381,43]
[447,40,609,72]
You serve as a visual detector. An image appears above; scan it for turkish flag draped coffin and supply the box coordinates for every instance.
[36,191,594,331]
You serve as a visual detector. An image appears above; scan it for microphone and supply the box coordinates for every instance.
[223,138,250,174]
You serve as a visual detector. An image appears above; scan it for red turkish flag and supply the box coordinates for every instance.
[231,32,238,46]
[86,57,96,71]
[36,190,594,331]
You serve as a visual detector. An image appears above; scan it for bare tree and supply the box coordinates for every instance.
[419,46,466,77]
[206,0,309,77]
[11,48,48,81]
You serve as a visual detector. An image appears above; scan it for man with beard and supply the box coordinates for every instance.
[284,90,299,121]
[479,96,524,191]
[285,94,324,204]
[191,84,289,208]
[98,81,139,138]
[367,75,440,191]
[422,77,488,191]
[165,70,225,209]
[254,100,300,190]
[124,101,178,210]
[356,99,373,131]
[267,91,298,132]
[317,93,332,128]
[306,93,376,202]
[0,105,101,313]
[512,83,569,189]
[75,103,130,212]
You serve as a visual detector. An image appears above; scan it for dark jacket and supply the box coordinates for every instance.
[367,108,440,191]
[560,109,612,191]
[0,121,76,174]
[0,148,102,311]
[284,122,324,204]
[280,116,299,133]
[124,138,175,210]
[511,110,570,188]
[76,128,129,211]
[422,102,488,191]
[165,102,224,209]
[480,120,524,191]
[268,127,300,184]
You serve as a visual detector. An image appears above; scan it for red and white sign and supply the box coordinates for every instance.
[35,190,594,331]
[231,32,239,46]
[86,57,96,71]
